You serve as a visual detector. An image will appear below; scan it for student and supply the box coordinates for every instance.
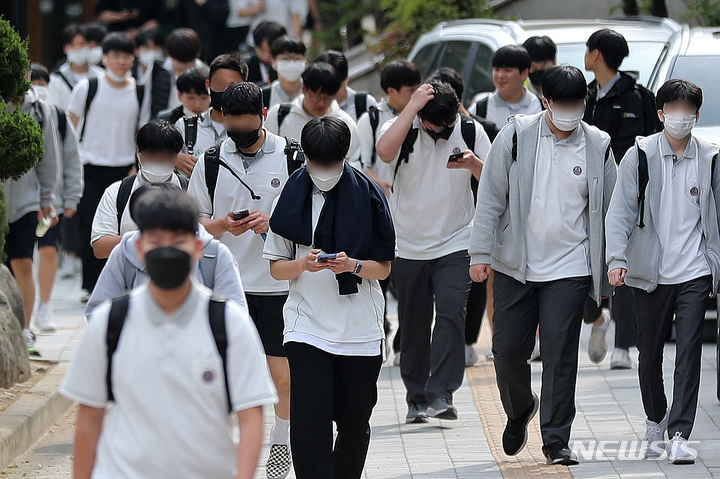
[265,61,362,170]
[255,0,306,40]
[469,65,616,465]
[376,81,489,423]
[91,120,187,259]
[94,0,162,34]
[48,23,105,110]
[188,81,298,479]
[263,35,306,109]
[173,0,230,64]
[60,188,277,479]
[175,54,247,175]
[245,21,286,86]
[583,28,662,369]
[157,67,211,124]
[469,45,542,128]
[3,86,60,354]
[83,22,108,67]
[86,183,246,314]
[522,36,557,98]
[132,28,171,119]
[225,0,264,52]
[263,115,395,479]
[606,79,716,464]
[30,64,84,333]
[315,50,378,122]
[68,32,151,300]
[163,28,209,111]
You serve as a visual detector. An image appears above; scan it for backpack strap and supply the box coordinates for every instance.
[116,175,137,235]
[511,131,518,162]
[284,137,304,175]
[123,256,139,290]
[106,293,130,403]
[56,71,74,91]
[177,173,190,190]
[199,239,219,289]
[262,84,272,109]
[637,146,648,228]
[392,127,419,189]
[354,92,369,118]
[208,298,232,414]
[168,105,185,124]
[459,114,476,155]
[55,106,68,141]
[135,84,145,126]
[204,144,222,208]
[368,106,380,165]
[184,116,199,154]
[475,97,489,119]
[277,103,292,129]
[79,77,99,142]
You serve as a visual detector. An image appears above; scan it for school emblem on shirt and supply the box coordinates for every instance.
[573,166,582,176]
[271,178,281,188]
[203,371,214,383]
[690,186,699,197]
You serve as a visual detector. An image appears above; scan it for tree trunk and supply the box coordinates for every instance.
[0,264,30,388]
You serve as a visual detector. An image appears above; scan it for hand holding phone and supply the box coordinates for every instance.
[448,147,463,163]
[232,208,250,221]
[316,253,337,262]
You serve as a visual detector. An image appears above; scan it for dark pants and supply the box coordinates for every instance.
[634,276,710,439]
[60,213,82,256]
[492,271,591,447]
[583,284,637,349]
[394,250,470,405]
[465,279,488,345]
[77,164,133,292]
[285,342,382,479]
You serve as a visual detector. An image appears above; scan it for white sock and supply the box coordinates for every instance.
[269,415,290,446]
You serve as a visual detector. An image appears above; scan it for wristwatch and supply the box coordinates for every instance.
[352,259,363,275]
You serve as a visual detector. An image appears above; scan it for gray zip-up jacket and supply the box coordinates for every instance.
[51,107,83,212]
[2,90,60,224]
[605,132,720,293]
[469,111,617,304]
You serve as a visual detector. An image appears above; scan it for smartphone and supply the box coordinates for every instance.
[448,147,463,163]
[232,208,250,221]
[316,253,337,262]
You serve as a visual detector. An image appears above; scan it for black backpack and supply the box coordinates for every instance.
[366,105,381,166]
[276,103,293,130]
[471,96,500,142]
[79,77,146,142]
[105,294,233,413]
[354,92,370,119]
[115,173,189,234]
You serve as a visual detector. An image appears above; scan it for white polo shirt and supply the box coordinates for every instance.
[265,94,363,170]
[176,108,227,157]
[525,115,591,282]
[48,62,105,110]
[358,99,397,186]
[266,80,302,109]
[263,190,385,356]
[339,86,378,122]
[91,173,182,244]
[470,88,542,128]
[188,132,290,294]
[59,282,278,479]
[656,133,711,284]
[378,114,491,260]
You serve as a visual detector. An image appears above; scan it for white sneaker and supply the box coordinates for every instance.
[529,337,541,362]
[610,348,632,369]
[588,308,610,363]
[393,351,401,367]
[465,344,479,367]
[33,303,57,333]
[643,410,668,458]
[485,348,494,361]
[24,329,40,356]
[666,431,696,464]
[58,256,80,279]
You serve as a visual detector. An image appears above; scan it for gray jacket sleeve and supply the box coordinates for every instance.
[38,102,60,209]
[605,147,639,272]
[601,148,618,297]
[85,245,128,316]
[212,241,248,312]
[60,115,83,211]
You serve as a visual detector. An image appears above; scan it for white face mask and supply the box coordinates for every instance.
[106,68,131,83]
[139,159,175,183]
[663,112,697,140]
[308,164,344,192]
[547,102,585,132]
[139,50,160,67]
[88,46,103,65]
[276,60,306,83]
[67,47,89,66]
[32,85,49,101]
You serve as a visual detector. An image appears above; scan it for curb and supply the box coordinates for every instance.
[0,362,73,471]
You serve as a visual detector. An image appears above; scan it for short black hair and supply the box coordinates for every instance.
[492,45,531,72]
[30,63,50,84]
[523,36,557,63]
[222,82,264,116]
[301,115,351,165]
[314,50,348,81]
[135,28,164,49]
[129,182,182,225]
[209,53,248,82]
[270,35,307,58]
[134,188,198,235]
[380,60,422,93]
[136,120,184,154]
[176,68,209,95]
[428,67,464,103]
[302,62,342,96]
[62,23,86,46]
[418,81,459,126]
[166,28,202,63]
[586,29,629,71]
[656,79,703,111]
[541,64,588,102]
[252,21,287,47]
[83,22,107,44]
[102,32,135,55]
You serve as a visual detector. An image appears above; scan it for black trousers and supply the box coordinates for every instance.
[285,342,382,479]
[634,275,710,439]
[77,164,133,292]
[465,279,488,345]
[583,284,637,349]
[492,271,591,448]
[394,250,470,405]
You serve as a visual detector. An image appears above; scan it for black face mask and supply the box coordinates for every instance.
[425,125,453,142]
[528,70,546,89]
[209,88,224,111]
[227,126,262,150]
[145,246,192,290]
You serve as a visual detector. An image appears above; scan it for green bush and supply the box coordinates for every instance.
[0,16,31,104]
[683,0,720,26]
[0,108,42,182]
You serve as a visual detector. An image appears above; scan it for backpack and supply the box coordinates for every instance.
[277,103,292,130]
[471,96,500,142]
[106,294,232,413]
[262,84,272,110]
[79,77,146,142]
[115,173,189,234]
[354,92,370,119]
[366,105,381,166]
[204,137,304,206]
[35,102,68,144]
[183,115,200,155]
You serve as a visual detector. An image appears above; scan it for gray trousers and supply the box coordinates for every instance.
[634,275,711,439]
[394,251,471,405]
[492,271,591,447]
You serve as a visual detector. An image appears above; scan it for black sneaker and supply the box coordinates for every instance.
[406,402,429,424]
[502,392,539,456]
[542,442,579,465]
[426,398,458,420]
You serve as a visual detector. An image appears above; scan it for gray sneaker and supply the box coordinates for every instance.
[427,398,458,420]
[644,410,668,459]
[610,348,632,369]
[406,402,428,424]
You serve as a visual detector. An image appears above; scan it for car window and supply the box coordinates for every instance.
[669,56,720,126]
[465,42,495,105]
[411,43,440,78]
[436,41,473,78]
